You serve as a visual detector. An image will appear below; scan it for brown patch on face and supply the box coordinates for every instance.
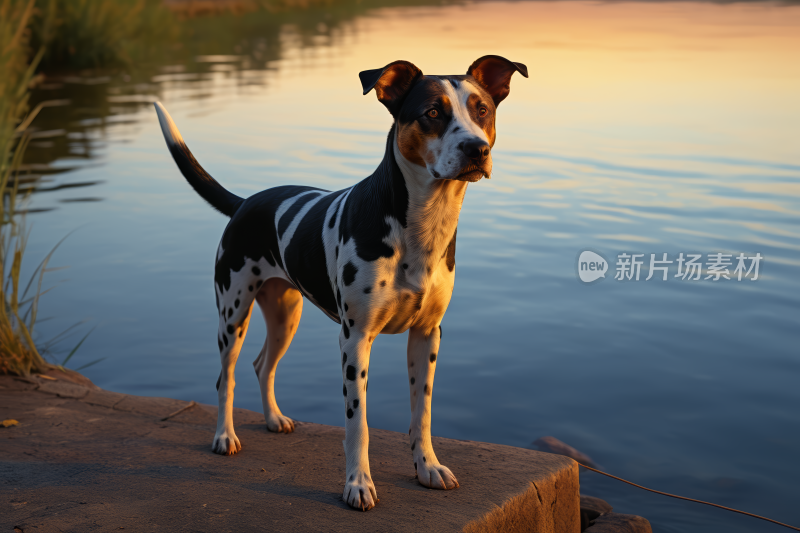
[466,91,496,147]
[396,79,453,168]
[396,122,427,166]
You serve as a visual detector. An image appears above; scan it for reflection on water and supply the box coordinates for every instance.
[22,2,800,532]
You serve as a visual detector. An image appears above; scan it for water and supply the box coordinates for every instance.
[20,1,800,531]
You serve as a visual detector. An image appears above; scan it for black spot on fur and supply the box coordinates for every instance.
[410,377,415,385]
[411,439,415,450]
[252,266,261,276]
[227,324,234,334]
[215,292,219,308]
[335,246,338,259]
[349,319,354,327]
[248,285,253,291]
[343,322,350,339]
[238,290,241,295]
[347,408,354,419]
[402,263,408,270]
[344,303,349,312]
[430,353,436,363]
[223,334,228,347]
[364,286,371,294]
[239,330,243,338]
[349,474,354,481]
[342,352,347,366]
[445,228,457,272]
[380,280,386,287]
[221,307,226,317]
[343,262,358,286]
[346,365,356,381]
[218,338,223,352]
[361,370,366,378]
[414,462,417,470]
[336,287,342,309]
[353,399,359,408]
[343,384,347,396]
[423,456,426,463]
[227,308,233,319]
[256,279,263,288]
[216,373,221,390]
[439,325,443,339]
[234,299,240,308]
[424,384,428,393]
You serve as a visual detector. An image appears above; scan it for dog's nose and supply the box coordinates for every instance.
[460,139,490,163]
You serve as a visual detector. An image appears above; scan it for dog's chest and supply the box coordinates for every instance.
[357,199,461,336]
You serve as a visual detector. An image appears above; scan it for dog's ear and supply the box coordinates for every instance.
[359,60,423,117]
[467,55,528,106]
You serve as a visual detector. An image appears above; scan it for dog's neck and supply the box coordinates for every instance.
[389,126,467,273]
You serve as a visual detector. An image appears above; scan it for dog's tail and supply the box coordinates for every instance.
[154,102,244,217]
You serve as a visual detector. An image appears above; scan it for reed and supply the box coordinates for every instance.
[0,0,54,375]
[29,0,176,71]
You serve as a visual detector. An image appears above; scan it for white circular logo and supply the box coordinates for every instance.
[578,251,608,283]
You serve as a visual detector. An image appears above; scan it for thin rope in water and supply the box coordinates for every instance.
[575,462,800,531]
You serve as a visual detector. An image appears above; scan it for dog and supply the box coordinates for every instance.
[154,55,527,511]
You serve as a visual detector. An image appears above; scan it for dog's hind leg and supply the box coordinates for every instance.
[253,278,302,434]
[407,325,459,490]
[213,298,254,456]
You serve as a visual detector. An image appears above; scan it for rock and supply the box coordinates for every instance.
[81,388,127,409]
[585,513,652,533]
[580,495,613,530]
[533,436,597,468]
[36,378,89,399]
[1,374,581,532]
[42,367,99,389]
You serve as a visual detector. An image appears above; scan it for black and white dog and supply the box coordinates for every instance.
[154,55,527,511]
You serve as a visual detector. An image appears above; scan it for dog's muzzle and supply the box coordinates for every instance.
[454,139,491,182]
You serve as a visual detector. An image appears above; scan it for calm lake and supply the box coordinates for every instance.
[22,1,800,531]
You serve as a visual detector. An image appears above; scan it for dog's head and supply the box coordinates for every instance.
[360,56,527,182]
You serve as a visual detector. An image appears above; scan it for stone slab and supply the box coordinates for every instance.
[35,378,90,399]
[587,513,652,533]
[0,375,579,532]
[81,388,127,409]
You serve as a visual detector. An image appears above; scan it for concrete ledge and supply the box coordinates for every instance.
[1,374,579,532]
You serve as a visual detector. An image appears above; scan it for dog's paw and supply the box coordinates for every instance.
[416,461,459,490]
[211,430,241,456]
[342,471,378,511]
[265,412,295,434]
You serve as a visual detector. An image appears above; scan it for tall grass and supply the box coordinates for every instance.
[0,0,54,375]
[30,0,177,71]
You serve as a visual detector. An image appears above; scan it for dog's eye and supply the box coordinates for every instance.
[426,109,439,119]
[478,106,488,117]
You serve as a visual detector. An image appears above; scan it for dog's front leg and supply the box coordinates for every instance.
[407,325,459,489]
[341,332,378,510]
